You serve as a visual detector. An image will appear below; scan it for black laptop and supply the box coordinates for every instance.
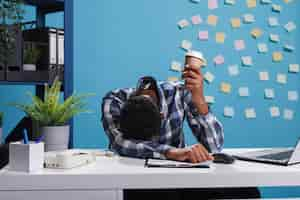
[233,139,300,166]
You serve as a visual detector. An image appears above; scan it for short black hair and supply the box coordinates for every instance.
[120,95,161,141]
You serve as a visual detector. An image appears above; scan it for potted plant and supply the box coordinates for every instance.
[23,43,40,71]
[11,77,93,151]
[0,112,3,144]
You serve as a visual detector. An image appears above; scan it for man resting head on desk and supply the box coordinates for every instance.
[101,55,224,163]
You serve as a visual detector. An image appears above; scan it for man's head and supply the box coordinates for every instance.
[120,76,161,141]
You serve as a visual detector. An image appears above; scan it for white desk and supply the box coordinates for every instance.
[1,148,300,200]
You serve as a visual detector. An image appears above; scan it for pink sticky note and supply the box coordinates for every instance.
[198,31,209,40]
[214,55,225,65]
[234,40,245,51]
[191,15,202,25]
[208,0,218,9]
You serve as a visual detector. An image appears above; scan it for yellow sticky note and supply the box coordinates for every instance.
[284,0,293,3]
[273,52,283,62]
[247,0,256,8]
[251,28,263,38]
[220,82,231,94]
[216,32,226,43]
[207,15,218,26]
[168,77,179,82]
[231,18,241,28]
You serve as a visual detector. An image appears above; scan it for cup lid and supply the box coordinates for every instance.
[185,50,207,66]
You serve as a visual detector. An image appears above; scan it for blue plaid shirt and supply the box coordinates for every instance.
[102,81,224,159]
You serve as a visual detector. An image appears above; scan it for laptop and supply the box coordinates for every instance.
[233,138,300,166]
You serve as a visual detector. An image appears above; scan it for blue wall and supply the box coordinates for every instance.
[72,0,300,197]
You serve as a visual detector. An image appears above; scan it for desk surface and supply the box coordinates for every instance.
[1,148,300,191]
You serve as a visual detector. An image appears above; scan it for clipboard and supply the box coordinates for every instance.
[145,158,210,168]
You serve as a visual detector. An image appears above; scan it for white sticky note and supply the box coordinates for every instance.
[284,44,295,52]
[259,71,269,81]
[284,21,296,32]
[190,0,200,3]
[205,96,215,104]
[198,31,209,41]
[277,73,287,84]
[243,14,255,24]
[245,108,256,119]
[204,71,215,83]
[241,56,253,67]
[265,88,275,99]
[288,91,298,101]
[261,0,272,4]
[270,34,280,43]
[258,43,268,53]
[239,87,250,97]
[270,107,280,117]
[225,0,235,5]
[214,55,225,65]
[251,28,263,38]
[177,19,190,29]
[234,40,245,51]
[208,0,218,9]
[181,40,192,51]
[191,15,202,25]
[284,109,294,120]
[268,17,279,27]
[289,64,300,73]
[170,61,182,72]
[228,65,239,76]
[272,4,282,12]
[224,106,235,118]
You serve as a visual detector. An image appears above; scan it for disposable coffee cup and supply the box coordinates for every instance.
[185,50,207,69]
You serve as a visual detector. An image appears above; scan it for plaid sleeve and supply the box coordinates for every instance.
[183,91,224,153]
[101,90,174,159]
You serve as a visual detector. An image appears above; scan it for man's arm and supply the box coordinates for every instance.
[101,89,174,159]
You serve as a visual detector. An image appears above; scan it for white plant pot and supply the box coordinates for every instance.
[41,125,70,152]
[23,64,36,71]
[0,128,2,144]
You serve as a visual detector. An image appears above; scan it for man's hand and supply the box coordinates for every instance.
[182,65,209,115]
[165,144,213,163]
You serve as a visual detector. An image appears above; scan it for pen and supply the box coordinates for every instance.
[146,164,210,168]
[35,134,44,143]
[23,129,29,144]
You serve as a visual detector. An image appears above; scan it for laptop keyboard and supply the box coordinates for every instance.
[257,150,293,161]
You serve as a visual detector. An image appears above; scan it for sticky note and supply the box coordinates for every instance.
[208,0,218,9]
[243,14,255,23]
[284,21,296,32]
[168,77,179,82]
[284,109,294,120]
[241,56,253,67]
[273,52,283,62]
[181,40,192,51]
[247,0,257,8]
[251,28,263,38]
[277,73,287,84]
[265,88,275,99]
[260,0,272,4]
[269,34,280,43]
[216,32,226,43]
[228,65,239,76]
[214,55,225,65]
[205,96,215,104]
[204,71,215,83]
[258,43,268,53]
[191,15,202,25]
[283,0,293,3]
[259,71,269,81]
[220,82,231,94]
[198,31,209,40]
[231,18,241,28]
[289,64,300,73]
[270,107,280,117]
[225,0,235,5]
[224,106,235,118]
[284,44,295,52]
[170,61,182,72]
[207,15,218,26]
[272,4,282,12]
[234,40,245,51]
[245,108,256,119]
[190,0,200,3]
[239,87,250,97]
[177,19,190,29]
[268,17,279,27]
[288,91,298,101]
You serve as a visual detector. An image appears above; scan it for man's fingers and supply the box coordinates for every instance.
[184,65,202,74]
[187,149,198,163]
[192,146,204,162]
[197,144,213,161]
